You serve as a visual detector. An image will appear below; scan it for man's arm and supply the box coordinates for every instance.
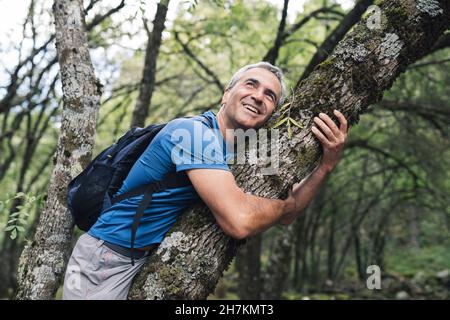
[186,163,329,239]
[186,109,348,239]
[280,109,349,224]
[278,164,329,226]
[186,168,297,239]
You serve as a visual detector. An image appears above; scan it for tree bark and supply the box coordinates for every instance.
[130,0,170,128]
[128,0,450,299]
[296,0,374,86]
[15,0,101,299]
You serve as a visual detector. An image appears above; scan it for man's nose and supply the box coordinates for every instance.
[251,88,264,104]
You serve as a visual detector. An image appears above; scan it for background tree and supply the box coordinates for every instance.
[130,0,170,127]
[15,0,102,300]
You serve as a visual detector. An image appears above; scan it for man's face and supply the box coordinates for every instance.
[221,68,282,129]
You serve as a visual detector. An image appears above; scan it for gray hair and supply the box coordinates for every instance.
[226,62,286,108]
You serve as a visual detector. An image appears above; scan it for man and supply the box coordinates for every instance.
[62,62,348,299]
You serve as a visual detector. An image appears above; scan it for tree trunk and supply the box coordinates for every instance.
[261,226,294,299]
[293,214,306,290]
[408,203,421,249]
[15,0,101,299]
[353,226,365,281]
[326,201,338,281]
[0,109,44,297]
[130,0,170,127]
[263,184,326,298]
[0,235,19,298]
[235,235,263,299]
[129,1,450,299]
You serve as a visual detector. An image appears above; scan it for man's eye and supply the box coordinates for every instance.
[246,81,256,87]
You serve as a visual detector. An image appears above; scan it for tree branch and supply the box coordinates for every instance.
[263,0,289,64]
[263,4,341,64]
[174,31,224,92]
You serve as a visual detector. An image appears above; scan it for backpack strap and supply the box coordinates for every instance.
[112,171,190,265]
[129,183,158,266]
[111,171,190,204]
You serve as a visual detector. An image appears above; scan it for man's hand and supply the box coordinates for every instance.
[279,110,349,225]
[311,109,349,173]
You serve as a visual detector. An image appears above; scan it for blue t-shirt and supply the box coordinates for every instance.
[88,110,233,248]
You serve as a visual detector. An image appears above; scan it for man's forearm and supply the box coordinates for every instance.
[237,192,293,237]
[279,164,330,225]
[235,164,329,237]
[233,109,347,237]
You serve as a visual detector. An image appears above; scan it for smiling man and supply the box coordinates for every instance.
[190,62,349,236]
[63,62,349,300]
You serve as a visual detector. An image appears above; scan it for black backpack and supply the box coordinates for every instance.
[67,115,213,264]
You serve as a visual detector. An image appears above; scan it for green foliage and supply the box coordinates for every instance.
[184,0,225,13]
[2,193,44,240]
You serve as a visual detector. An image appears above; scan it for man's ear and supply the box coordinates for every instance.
[221,88,230,105]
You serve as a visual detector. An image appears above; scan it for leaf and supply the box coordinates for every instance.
[271,117,289,129]
[7,218,18,224]
[4,225,16,232]
[10,229,17,240]
[16,226,25,233]
[212,0,224,7]
[9,212,20,218]
[287,121,292,139]
[288,117,304,129]
[19,218,28,225]
[15,192,25,199]
[185,0,198,12]
[278,101,291,112]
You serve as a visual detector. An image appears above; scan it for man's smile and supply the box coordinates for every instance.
[242,102,262,116]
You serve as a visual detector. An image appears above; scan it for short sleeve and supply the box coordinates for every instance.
[160,117,230,172]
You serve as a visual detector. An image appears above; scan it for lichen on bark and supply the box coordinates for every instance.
[416,0,444,17]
